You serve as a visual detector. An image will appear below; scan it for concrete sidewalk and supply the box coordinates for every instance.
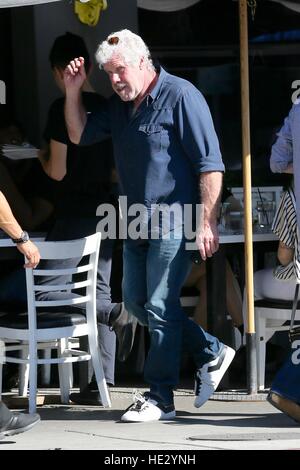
[1,386,300,450]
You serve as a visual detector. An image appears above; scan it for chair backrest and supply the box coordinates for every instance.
[25,232,101,332]
[0,232,112,413]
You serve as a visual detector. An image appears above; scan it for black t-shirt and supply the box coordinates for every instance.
[44,92,114,217]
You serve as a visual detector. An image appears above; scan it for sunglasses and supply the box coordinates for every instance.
[107,36,119,45]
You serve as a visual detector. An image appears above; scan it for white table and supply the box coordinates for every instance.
[185,230,278,251]
[219,231,278,244]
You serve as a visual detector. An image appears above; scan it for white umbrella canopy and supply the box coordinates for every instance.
[137,0,201,12]
[137,0,300,13]
[0,0,61,6]
[2,0,299,13]
[271,0,300,13]
[2,0,298,12]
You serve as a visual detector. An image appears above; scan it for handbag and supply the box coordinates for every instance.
[289,284,300,344]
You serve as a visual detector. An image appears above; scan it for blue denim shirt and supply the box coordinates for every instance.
[270,102,300,226]
[80,67,224,209]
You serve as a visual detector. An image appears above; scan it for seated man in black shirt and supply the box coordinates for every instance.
[36,32,137,404]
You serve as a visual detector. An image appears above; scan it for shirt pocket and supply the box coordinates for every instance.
[138,124,163,154]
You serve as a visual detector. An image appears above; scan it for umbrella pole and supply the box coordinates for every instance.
[239,0,257,394]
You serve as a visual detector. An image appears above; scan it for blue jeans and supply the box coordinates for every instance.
[123,236,222,407]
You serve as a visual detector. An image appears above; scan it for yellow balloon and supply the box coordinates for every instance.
[75,0,107,27]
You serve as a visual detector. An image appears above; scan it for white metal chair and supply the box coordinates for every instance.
[255,283,300,390]
[0,233,111,413]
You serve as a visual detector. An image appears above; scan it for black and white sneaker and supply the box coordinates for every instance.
[0,410,40,438]
[194,344,235,408]
[121,392,176,422]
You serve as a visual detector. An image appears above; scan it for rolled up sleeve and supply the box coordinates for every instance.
[270,106,294,173]
[175,87,225,174]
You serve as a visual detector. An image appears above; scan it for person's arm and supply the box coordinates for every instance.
[38,140,67,181]
[174,86,224,260]
[197,171,223,260]
[63,58,111,146]
[175,87,225,175]
[277,241,294,266]
[63,57,87,144]
[0,191,40,267]
[270,107,295,174]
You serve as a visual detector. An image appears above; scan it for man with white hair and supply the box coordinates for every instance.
[64,29,235,422]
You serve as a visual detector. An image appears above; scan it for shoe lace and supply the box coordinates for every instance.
[126,390,150,413]
[194,371,202,395]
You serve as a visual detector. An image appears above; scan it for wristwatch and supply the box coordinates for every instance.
[11,231,30,244]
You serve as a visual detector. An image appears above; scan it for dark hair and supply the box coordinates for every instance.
[49,32,91,73]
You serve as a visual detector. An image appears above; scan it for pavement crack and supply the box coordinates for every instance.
[65,429,222,449]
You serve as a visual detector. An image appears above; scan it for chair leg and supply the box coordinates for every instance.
[41,348,51,385]
[19,344,29,397]
[88,332,111,408]
[78,336,89,392]
[58,338,71,404]
[256,315,267,391]
[28,341,38,414]
[0,339,4,399]
[67,339,74,389]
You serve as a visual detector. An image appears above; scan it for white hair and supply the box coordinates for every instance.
[95,29,155,71]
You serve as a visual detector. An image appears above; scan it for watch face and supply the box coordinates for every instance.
[22,231,29,242]
[16,231,29,243]
[12,231,30,243]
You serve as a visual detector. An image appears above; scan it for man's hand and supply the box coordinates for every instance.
[64,56,86,93]
[17,240,40,268]
[196,221,219,261]
[197,171,222,261]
